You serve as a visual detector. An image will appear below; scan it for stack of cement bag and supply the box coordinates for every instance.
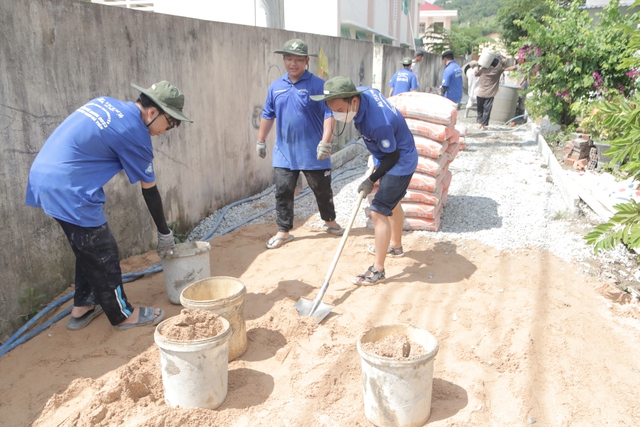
[366,92,462,231]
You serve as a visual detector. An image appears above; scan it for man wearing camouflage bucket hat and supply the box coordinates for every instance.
[311,76,418,285]
[388,56,419,97]
[257,38,343,249]
[26,80,192,331]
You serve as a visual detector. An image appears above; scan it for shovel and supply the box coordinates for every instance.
[296,163,374,323]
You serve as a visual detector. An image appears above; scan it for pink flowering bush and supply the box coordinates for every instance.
[514,0,636,125]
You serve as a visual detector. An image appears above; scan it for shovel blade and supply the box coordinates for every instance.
[295,298,334,323]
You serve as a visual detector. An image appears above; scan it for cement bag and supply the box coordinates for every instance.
[403,216,440,232]
[402,186,444,205]
[449,129,460,144]
[401,201,442,219]
[445,141,461,163]
[414,135,448,159]
[389,92,458,126]
[416,154,448,177]
[405,118,455,142]
[407,168,449,192]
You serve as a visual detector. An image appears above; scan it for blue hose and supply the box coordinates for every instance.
[0,156,368,357]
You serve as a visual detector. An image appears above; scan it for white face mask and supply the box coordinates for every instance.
[333,101,356,123]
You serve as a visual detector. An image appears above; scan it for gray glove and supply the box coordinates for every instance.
[317,141,331,160]
[157,230,176,258]
[256,141,266,158]
[357,178,375,196]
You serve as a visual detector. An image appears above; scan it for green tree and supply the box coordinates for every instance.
[516,0,634,125]
[497,0,550,48]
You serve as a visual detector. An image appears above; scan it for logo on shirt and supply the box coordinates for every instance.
[381,139,391,148]
[145,163,154,176]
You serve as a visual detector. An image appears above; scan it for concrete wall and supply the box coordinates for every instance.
[0,0,390,338]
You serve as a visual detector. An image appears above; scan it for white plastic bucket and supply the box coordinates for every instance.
[180,276,247,361]
[478,49,496,68]
[357,324,439,427]
[160,241,211,304]
[154,315,231,409]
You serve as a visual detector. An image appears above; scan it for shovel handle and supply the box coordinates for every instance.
[308,162,375,311]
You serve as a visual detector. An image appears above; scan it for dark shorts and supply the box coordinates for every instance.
[370,173,413,216]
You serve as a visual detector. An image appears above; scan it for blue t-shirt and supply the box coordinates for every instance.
[262,70,333,170]
[25,97,155,227]
[353,88,418,176]
[389,69,418,95]
[441,61,463,103]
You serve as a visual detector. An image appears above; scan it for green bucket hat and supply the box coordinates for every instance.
[274,39,317,57]
[131,80,193,123]
[402,57,413,65]
[310,76,366,102]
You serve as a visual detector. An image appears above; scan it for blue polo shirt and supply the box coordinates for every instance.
[25,97,155,227]
[441,61,463,103]
[262,70,332,170]
[389,69,418,95]
[353,88,418,176]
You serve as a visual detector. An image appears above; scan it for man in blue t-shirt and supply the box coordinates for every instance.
[311,77,418,285]
[25,81,192,331]
[388,57,419,97]
[257,39,343,249]
[440,50,463,105]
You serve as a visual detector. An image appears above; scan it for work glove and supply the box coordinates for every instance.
[256,141,267,159]
[317,141,331,160]
[157,230,176,258]
[357,178,375,196]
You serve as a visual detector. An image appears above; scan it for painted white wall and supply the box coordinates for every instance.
[154,0,259,26]
[374,0,390,35]
[342,0,368,27]
[284,0,338,36]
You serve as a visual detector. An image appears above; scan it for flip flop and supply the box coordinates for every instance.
[266,234,294,249]
[67,305,103,331]
[115,307,164,330]
[322,224,345,235]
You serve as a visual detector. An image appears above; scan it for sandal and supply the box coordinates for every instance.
[353,266,386,285]
[266,234,295,249]
[367,245,404,258]
[115,307,164,330]
[322,224,344,235]
[67,305,103,331]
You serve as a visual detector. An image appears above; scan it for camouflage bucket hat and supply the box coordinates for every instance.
[402,57,413,65]
[310,76,366,102]
[131,81,193,122]
[274,39,317,57]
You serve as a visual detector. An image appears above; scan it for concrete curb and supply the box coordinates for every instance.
[534,125,580,214]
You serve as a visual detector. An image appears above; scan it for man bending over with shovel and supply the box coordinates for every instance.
[26,81,192,330]
[311,77,417,285]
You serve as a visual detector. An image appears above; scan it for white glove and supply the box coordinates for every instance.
[317,142,331,160]
[157,230,176,258]
[256,141,266,159]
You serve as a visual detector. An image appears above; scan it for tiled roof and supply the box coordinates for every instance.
[420,2,445,11]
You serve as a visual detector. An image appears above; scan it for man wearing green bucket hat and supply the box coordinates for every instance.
[257,38,343,249]
[311,77,418,285]
[25,81,192,330]
[388,57,419,97]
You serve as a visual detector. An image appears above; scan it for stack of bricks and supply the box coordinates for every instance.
[563,132,593,170]
[364,92,462,232]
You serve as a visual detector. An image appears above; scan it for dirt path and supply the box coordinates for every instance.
[1,220,639,426]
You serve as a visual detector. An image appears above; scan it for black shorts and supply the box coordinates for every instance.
[370,173,413,216]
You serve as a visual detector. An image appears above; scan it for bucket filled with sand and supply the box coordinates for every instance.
[154,309,231,409]
[357,324,439,427]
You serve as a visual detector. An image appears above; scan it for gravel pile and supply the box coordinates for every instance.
[187,117,638,286]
